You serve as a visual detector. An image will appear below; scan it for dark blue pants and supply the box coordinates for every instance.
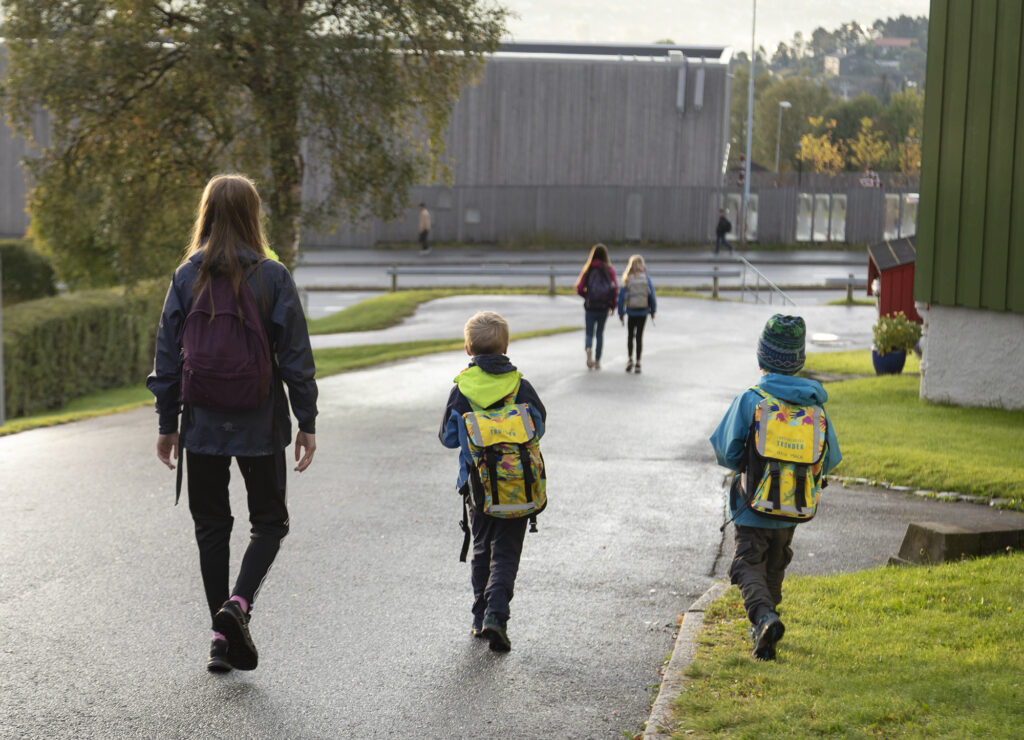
[468,510,528,624]
[714,234,732,253]
[584,309,609,360]
[187,451,289,625]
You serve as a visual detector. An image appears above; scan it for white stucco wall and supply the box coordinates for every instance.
[918,303,1024,410]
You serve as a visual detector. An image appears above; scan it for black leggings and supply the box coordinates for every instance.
[627,315,647,360]
[187,450,289,625]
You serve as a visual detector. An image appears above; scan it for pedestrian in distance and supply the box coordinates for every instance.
[147,174,319,674]
[715,208,733,255]
[439,311,547,652]
[418,202,431,254]
[575,243,618,370]
[617,254,657,374]
[709,314,841,661]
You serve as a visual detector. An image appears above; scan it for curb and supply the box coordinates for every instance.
[827,475,1019,510]
[643,580,730,740]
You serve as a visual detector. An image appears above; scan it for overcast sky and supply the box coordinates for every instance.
[499,0,931,53]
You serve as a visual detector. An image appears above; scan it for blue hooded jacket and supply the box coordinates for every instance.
[617,273,657,318]
[710,373,842,528]
[439,354,546,491]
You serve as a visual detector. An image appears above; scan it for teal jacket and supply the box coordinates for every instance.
[710,373,842,528]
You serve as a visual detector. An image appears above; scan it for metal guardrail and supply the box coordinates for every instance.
[825,274,869,304]
[734,255,797,306]
[384,264,741,298]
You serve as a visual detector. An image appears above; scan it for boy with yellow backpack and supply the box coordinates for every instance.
[710,315,841,661]
[439,311,547,652]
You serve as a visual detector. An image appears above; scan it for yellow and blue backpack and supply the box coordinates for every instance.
[462,381,547,520]
[740,387,828,522]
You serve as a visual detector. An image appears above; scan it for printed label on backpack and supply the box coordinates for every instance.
[463,391,547,519]
[743,390,827,522]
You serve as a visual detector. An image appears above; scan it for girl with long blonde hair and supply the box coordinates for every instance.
[148,174,319,674]
[617,254,657,373]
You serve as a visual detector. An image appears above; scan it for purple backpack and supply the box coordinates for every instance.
[181,272,272,411]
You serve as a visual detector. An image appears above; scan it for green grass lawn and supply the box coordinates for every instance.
[672,553,1024,738]
[0,327,577,436]
[802,351,1024,504]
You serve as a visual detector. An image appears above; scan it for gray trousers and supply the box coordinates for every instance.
[729,524,795,625]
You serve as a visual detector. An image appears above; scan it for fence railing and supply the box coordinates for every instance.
[384,265,741,297]
[734,256,797,306]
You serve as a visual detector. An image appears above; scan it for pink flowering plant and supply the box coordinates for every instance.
[872,311,922,356]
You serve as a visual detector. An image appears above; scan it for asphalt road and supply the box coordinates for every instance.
[6,294,1020,739]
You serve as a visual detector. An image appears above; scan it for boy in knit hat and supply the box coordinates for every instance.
[710,314,842,660]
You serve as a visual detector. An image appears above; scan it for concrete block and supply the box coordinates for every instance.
[897,521,1024,564]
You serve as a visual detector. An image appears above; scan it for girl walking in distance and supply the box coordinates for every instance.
[147,174,319,673]
[575,243,618,370]
[617,254,657,374]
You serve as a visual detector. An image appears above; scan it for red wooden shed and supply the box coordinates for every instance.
[867,237,922,322]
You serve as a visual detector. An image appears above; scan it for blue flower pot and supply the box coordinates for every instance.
[872,349,907,375]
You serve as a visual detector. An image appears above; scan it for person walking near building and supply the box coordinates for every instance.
[418,202,432,254]
[715,209,733,255]
[617,254,657,373]
[147,174,319,673]
[575,243,618,370]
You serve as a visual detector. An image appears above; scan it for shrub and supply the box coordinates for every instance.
[2,280,167,417]
[0,239,57,305]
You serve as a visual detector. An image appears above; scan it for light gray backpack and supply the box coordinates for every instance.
[626,274,650,309]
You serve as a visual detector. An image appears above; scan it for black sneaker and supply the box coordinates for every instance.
[213,599,258,671]
[471,620,487,639]
[207,638,232,673]
[751,612,785,661]
[480,613,511,652]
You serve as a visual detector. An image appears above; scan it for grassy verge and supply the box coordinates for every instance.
[673,553,1024,738]
[803,349,920,377]
[802,351,1024,504]
[825,297,877,306]
[0,327,577,436]
[307,287,709,335]
[313,327,576,377]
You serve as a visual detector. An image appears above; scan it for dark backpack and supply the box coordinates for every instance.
[584,266,615,310]
[181,267,272,412]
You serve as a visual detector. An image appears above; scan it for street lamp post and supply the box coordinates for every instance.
[741,0,756,248]
[775,100,792,173]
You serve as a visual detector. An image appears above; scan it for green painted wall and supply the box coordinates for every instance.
[916,0,1024,313]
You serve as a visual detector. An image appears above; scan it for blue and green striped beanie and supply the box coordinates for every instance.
[757,314,806,374]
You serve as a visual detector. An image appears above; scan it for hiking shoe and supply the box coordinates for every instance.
[594,360,601,370]
[480,613,511,652]
[586,348,594,368]
[213,599,258,671]
[751,612,785,661]
[625,359,634,372]
[207,638,232,674]
[634,362,642,374]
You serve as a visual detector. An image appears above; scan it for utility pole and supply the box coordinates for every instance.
[0,256,5,427]
[741,0,756,248]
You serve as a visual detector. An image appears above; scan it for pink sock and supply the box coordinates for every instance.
[230,595,249,613]
[213,631,227,642]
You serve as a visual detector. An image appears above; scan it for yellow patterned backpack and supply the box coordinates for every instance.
[462,381,547,521]
[741,387,828,522]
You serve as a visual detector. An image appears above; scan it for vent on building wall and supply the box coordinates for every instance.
[669,50,687,114]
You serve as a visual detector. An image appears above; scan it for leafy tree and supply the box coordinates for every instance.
[2,1,507,285]
[877,87,924,146]
[848,117,896,171]
[821,94,883,148]
[727,61,773,169]
[898,127,922,176]
[798,117,845,174]
[751,76,831,172]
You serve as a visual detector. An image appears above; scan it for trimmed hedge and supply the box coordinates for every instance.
[2,280,168,417]
[0,240,57,305]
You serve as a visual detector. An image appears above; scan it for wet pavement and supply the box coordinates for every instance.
[3,286,1009,739]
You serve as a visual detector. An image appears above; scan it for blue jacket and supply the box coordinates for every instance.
[439,354,546,491]
[617,273,657,318]
[710,373,842,528]
[147,249,318,457]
